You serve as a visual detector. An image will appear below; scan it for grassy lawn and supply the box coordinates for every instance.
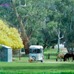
[44,48,58,54]
[0,60,74,74]
[0,48,74,74]
[44,48,58,60]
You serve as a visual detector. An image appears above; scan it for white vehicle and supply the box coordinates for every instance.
[29,45,44,62]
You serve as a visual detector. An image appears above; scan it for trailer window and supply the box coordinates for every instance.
[36,49,41,53]
[29,49,42,53]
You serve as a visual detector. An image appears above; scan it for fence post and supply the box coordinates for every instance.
[48,54,50,59]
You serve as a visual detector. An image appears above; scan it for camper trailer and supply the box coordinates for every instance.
[29,45,44,62]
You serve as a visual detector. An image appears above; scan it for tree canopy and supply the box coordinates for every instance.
[0,0,74,52]
[0,19,23,49]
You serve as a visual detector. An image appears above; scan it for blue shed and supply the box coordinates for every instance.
[0,45,12,62]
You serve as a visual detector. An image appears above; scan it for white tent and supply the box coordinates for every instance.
[54,44,64,49]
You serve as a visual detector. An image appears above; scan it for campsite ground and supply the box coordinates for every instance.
[0,48,74,74]
[0,60,74,74]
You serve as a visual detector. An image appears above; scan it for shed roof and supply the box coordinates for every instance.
[0,44,11,49]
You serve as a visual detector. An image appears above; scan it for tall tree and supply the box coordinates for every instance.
[0,19,23,49]
[1,0,74,53]
[11,0,29,54]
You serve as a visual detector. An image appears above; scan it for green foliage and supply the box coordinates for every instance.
[0,0,74,48]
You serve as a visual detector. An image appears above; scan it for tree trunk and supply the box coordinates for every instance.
[19,50,21,60]
[11,0,29,54]
[23,39,29,54]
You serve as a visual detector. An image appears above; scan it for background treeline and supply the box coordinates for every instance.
[0,0,74,53]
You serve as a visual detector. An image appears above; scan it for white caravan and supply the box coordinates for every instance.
[29,45,44,62]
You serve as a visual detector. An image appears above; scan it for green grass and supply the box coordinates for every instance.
[0,48,73,74]
[44,48,58,60]
[0,62,74,74]
[44,48,57,54]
